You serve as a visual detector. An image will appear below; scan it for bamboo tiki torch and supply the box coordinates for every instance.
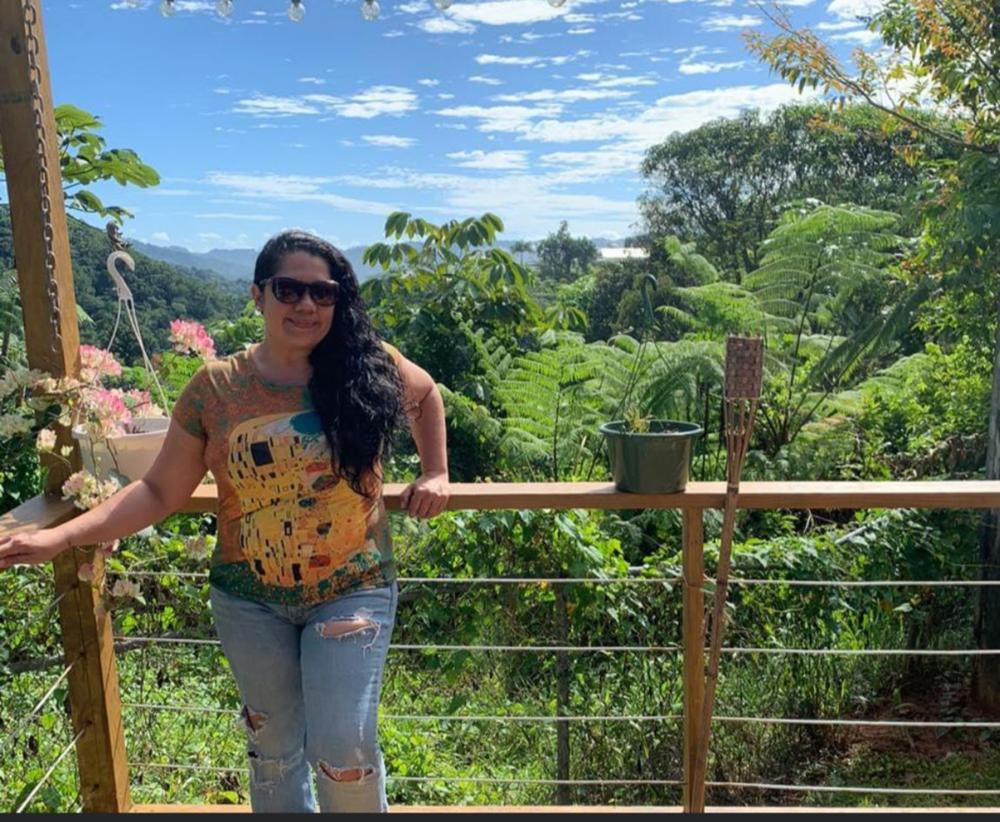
[689,334,764,812]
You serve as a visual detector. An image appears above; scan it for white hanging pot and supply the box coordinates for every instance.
[72,417,169,484]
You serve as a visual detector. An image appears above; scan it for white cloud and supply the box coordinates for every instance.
[383,30,406,37]
[233,95,320,117]
[493,88,634,102]
[568,27,595,35]
[417,16,477,33]
[298,77,326,85]
[829,28,880,44]
[205,172,398,216]
[398,0,429,11]
[362,135,417,148]
[332,86,419,118]
[826,0,884,20]
[477,54,543,66]
[448,0,570,26]
[151,231,170,243]
[701,14,762,31]
[470,75,504,85]
[418,78,440,86]
[678,60,746,75]
[575,72,657,88]
[816,19,863,30]
[434,103,564,133]
[447,150,530,170]
[445,82,815,148]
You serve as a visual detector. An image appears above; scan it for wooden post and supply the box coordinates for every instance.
[682,507,706,812]
[0,1,131,812]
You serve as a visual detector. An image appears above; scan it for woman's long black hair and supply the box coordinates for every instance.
[254,230,404,498]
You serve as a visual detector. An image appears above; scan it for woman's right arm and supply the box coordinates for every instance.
[0,420,208,570]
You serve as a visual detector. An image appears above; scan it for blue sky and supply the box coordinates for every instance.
[44,0,881,252]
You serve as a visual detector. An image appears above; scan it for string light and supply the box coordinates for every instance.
[144,0,569,22]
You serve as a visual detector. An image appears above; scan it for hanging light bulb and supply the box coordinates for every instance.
[433,0,453,9]
[547,0,567,6]
[216,0,234,18]
[159,0,176,17]
[361,0,380,21]
[287,0,305,22]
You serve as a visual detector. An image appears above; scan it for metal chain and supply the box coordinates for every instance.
[21,0,64,362]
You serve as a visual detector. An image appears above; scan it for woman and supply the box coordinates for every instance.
[0,230,450,813]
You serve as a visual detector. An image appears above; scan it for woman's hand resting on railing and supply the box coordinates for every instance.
[0,529,71,570]
[399,471,450,519]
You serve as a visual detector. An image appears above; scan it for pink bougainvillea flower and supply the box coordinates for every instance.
[169,319,216,360]
[79,388,132,439]
[79,345,123,383]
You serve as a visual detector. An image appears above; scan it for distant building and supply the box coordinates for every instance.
[598,247,649,261]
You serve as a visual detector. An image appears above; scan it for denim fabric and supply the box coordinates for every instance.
[209,582,398,813]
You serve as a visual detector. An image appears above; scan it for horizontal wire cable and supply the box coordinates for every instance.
[130,762,680,786]
[15,728,85,813]
[111,636,682,653]
[3,661,76,743]
[117,569,1000,588]
[121,702,1000,729]
[705,780,1000,796]
[720,578,1000,588]
[110,635,1000,656]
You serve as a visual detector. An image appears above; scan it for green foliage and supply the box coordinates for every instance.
[362,212,544,397]
[639,103,952,280]
[534,221,598,283]
[0,104,160,225]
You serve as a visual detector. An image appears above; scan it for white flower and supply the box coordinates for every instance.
[110,578,141,600]
[36,428,57,451]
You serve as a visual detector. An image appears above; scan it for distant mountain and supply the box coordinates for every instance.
[130,240,380,283]
[128,235,630,284]
[0,207,247,363]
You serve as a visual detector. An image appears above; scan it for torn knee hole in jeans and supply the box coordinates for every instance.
[237,705,268,739]
[315,608,381,650]
[317,760,376,784]
[247,750,297,793]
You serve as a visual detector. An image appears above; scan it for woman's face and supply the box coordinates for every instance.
[252,250,336,352]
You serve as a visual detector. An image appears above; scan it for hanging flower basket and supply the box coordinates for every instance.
[72,417,169,484]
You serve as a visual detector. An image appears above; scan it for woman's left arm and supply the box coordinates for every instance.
[396,355,450,518]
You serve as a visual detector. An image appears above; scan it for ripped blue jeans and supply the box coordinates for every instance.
[209,582,398,813]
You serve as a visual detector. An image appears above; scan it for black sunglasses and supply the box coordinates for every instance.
[260,276,340,307]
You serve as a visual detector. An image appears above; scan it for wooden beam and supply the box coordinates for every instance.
[682,509,705,813]
[0,1,131,812]
[7,479,1000,536]
[179,480,1000,515]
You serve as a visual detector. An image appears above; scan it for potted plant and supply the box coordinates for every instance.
[599,274,703,493]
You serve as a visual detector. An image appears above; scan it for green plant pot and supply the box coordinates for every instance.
[599,420,703,493]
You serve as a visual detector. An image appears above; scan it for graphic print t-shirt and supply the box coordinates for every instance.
[171,344,401,606]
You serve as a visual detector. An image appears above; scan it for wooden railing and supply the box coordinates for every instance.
[4,480,1000,813]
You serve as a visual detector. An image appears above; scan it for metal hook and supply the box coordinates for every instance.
[106,250,135,303]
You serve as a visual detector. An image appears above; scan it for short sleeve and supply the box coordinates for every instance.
[171,366,210,440]
[380,340,404,368]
